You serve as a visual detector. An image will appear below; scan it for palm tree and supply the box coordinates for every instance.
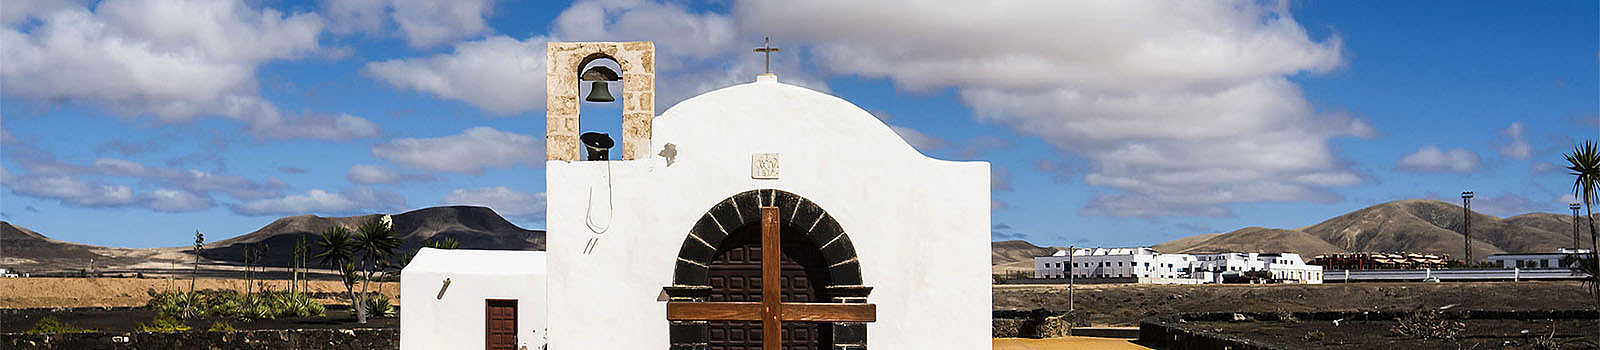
[1563,140,1599,318]
[315,225,365,323]
[354,216,401,323]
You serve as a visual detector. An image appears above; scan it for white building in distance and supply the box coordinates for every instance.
[1033,248,1322,284]
[1487,248,1592,269]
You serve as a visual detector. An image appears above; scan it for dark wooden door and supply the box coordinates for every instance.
[485,299,517,350]
[706,224,832,350]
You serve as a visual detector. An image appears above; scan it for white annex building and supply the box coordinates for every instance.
[1033,248,1322,284]
[400,248,548,350]
[402,41,992,350]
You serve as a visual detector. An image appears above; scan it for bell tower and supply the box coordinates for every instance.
[546,42,656,161]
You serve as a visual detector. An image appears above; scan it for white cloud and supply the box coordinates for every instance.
[319,0,497,48]
[1532,161,1562,174]
[1,0,91,25]
[319,0,387,34]
[1397,145,1481,173]
[232,189,354,215]
[1,0,381,141]
[92,157,285,199]
[144,189,214,212]
[1495,122,1532,159]
[364,35,548,115]
[736,1,1367,217]
[371,127,542,174]
[230,187,404,216]
[442,186,545,219]
[241,110,382,141]
[346,164,436,184]
[4,176,138,207]
[391,0,496,48]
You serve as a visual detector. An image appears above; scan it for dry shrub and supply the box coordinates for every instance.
[1388,310,1464,340]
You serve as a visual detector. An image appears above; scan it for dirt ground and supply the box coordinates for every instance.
[0,277,399,309]
[995,281,1597,326]
[993,337,1151,349]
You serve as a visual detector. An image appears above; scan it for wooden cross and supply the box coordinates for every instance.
[753,36,781,74]
[667,206,876,349]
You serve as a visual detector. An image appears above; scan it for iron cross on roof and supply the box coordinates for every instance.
[666,206,877,350]
[754,36,781,74]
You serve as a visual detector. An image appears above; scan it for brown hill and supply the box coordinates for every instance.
[203,206,545,266]
[1,221,106,263]
[1153,227,1346,257]
[1298,199,1581,258]
[991,240,1058,265]
[1147,199,1594,262]
[1502,213,1598,250]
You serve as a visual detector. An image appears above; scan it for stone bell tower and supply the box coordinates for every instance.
[545,42,656,161]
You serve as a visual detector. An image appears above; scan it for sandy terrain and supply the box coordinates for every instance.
[0,277,399,308]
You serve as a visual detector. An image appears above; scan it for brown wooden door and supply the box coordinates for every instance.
[486,299,517,350]
[706,224,832,350]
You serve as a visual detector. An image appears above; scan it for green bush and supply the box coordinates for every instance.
[26,317,93,334]
[136,315,191,332]
[208,320,236,332]
[145,290,325,321]
[362,293,395,318]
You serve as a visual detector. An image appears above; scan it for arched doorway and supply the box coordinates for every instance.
[705,220,831,350]
[665,189,872,350]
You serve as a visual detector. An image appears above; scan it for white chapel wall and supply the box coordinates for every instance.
[545,76,991,349]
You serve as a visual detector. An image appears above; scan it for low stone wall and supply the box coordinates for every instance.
[1,328,398,350]
[995,277,1137,285]
[992,309,1085,338]
[1138,310,1600,350]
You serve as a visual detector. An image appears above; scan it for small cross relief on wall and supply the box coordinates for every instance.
[751,153,780,179]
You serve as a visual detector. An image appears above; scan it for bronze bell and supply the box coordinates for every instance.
[580,66,620,103]
[580,132,614,161]
[585,80,615,103]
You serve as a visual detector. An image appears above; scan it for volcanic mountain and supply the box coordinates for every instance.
[0,206,544,273]
[203,206,545,266]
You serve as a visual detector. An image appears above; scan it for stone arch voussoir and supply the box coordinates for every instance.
[671,189,862,287]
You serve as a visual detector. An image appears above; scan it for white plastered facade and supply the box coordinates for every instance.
[400,248,548,350]
[545,75,992,349]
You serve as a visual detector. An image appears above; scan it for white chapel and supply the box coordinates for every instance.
[402,41,992,350]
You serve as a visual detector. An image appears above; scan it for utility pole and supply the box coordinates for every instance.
[1462,191,1474,267]
[1572,203,1583,251]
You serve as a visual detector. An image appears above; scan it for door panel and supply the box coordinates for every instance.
[486,299,517,350]
[705,224,832,350]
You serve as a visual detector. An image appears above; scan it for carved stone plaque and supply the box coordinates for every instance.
[751,153,780,179]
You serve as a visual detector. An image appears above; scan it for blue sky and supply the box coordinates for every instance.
[1,0,1595,248]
